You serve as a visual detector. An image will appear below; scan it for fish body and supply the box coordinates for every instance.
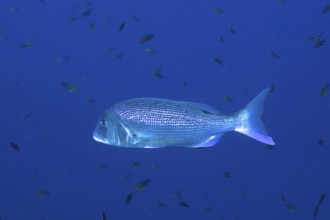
[93,87,275,148]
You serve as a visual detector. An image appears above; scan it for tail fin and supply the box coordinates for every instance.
[234,87,275,145]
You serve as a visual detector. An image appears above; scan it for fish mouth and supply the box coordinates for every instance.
[93,130,107,144]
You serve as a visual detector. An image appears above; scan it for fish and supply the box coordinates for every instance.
[267,51,280,59]
[179,201,190,207]
[132,16,139,21]
[144,48,157,54]
[102,211,107,220]
[320,82,330,97]
[308,35,326,48]
[204,207,212,212]
[229,27,236,34]
[119,22,125,32]
[93,87,275,148]
[125,192,134,205]
[223,96,233,103]
[140,33,155,44]
[81,8,93,17]
[20,41,33,48]
[130,161,140,168]
[212,7,224,14]
[35,188,50,197]
[134,178,151,192]
[98,163,108,169]
[224,170,233,178]
[88,23,96,32]
[152,66,163,79]
[314,193,326,220]
[113,53,123,60]
[172,190,183,200]
[280,193,297,212]
[321,4,330,13]
[317,139,324,145]
[10,142,20,151]
[60,81,78,93]
[69,17,80,22]
[19,113,32,121]
[213,56,223,65]
[157,202,167,208]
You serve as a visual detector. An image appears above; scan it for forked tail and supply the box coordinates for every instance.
[234,87,275,145]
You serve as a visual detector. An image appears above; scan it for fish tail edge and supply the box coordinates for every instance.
[234,87,275,145]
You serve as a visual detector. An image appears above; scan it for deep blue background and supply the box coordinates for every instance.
[1,0,329,219]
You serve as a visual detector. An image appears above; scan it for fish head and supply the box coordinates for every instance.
[93,109,135,147]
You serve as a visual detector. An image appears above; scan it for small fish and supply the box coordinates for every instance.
[102,211,107,220]
[140,33,155,44]
[157,202,167,208]
[152,66,163,79]
[98,163,108,170]
[204,207,212,212]
[19,113,32,121]
[20,41,33,48]
[106,47,116,52]
[308,35,326,48]
[119,22,125,32]
[179,201,190,207]
[69,17,80,22]
[321,4,330,13]
[172,190,183,200]
[219,36,224,42]
[84,0,93,7]
[93,87,275,148]
[113,53,123,60]
[212,7,224,14]
[134,178,151,192]
[35,188,50,197]
[10,6,19,13]
[285,203,297,212]
[132,16,139,21]
[213,56,223,65]
[223,96,233,103]
[10,142,20,151]
[130,161,140,168]
[240,188,246,197]
[224,170,232,178]
[88,23,96,32]
[60,81,78,93]
[267,51,280,59]
[122,173,133,180]
[314,193,326,220]
[229,27,236,34]
[144,48,157,54]
[125,192,134,205]
[81,8,93,17]
[317,139,324,145]
[220,186,230,196]
[320,82,330,97]
[280,193,297,212]
[86,98,96,104]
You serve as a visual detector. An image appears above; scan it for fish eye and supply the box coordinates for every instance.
[101,119,107,126]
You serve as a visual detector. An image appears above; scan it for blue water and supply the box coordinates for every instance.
[1,0,329,219]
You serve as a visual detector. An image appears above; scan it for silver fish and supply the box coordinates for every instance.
[93,87,275,148]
